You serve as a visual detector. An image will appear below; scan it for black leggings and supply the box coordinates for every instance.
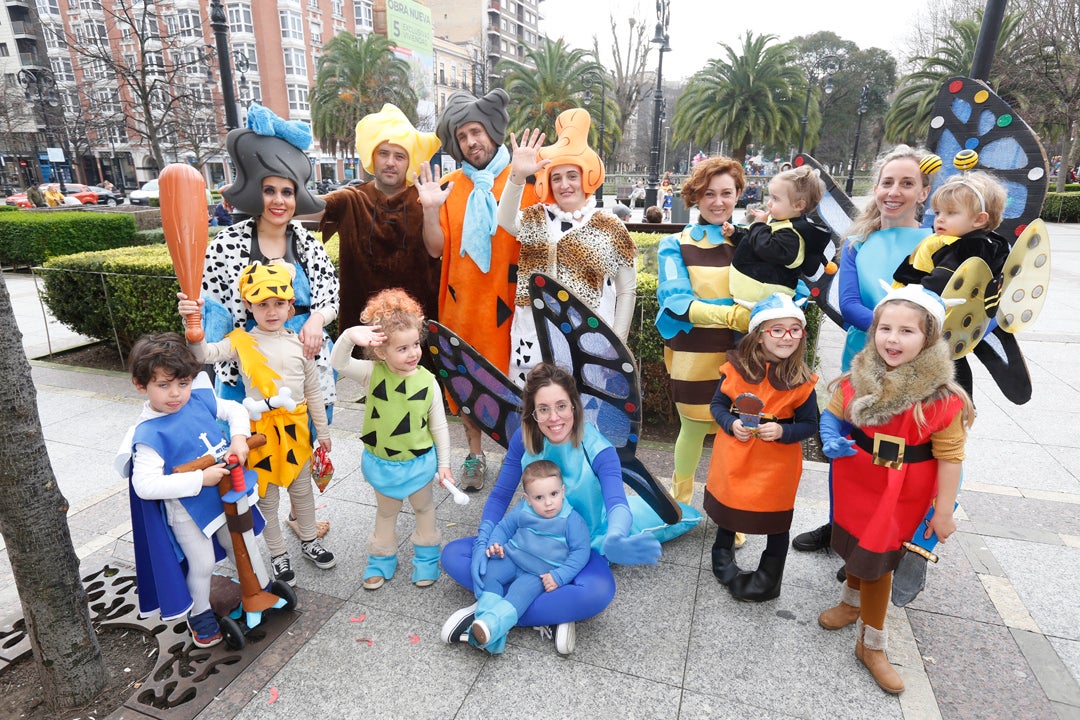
[714,527,790,557]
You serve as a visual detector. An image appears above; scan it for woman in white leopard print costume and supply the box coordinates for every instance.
[496,109,636,386]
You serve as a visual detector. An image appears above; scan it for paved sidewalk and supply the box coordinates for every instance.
[2,221,1079,719]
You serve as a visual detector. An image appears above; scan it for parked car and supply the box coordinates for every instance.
[86,185,124,206]
[128,179,159,206]
[5,183,98,208]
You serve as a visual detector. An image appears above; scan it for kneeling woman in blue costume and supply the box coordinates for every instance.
[440,363,662,654]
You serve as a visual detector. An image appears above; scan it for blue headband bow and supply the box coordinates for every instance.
[247,102,313,151]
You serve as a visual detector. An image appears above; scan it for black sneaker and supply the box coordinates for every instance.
[301,538,337,569]
[271,552,296,587]
[792,523,832,552]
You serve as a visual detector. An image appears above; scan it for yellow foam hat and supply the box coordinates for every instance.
[239,263,295,303]
[355,104,441,187]
[534,108,604,205]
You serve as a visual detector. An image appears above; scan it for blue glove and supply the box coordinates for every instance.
[820,409,856,459]
[602,504,661,565]
[470,520,495,595]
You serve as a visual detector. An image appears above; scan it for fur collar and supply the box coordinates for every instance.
[849,340,953,427]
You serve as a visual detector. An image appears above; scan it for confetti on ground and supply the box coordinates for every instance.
[315,503,328,510]
[356,637,374,646]
[349,615,366,623]
[408,634,420,645]
[268,687,280,705]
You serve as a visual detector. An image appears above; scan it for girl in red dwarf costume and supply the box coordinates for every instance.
[818,282,973,695]
[705,293,818,602]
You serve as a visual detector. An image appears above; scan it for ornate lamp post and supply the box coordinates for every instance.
[582,70,608,207]
[209,0,241,130]
[644,0,671,210]
[233,51,251,102]
[796,54,841,157]
[844,84,870,196]
[17,67,64,191]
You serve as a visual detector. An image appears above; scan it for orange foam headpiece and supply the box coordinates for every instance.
[534,109,604,205]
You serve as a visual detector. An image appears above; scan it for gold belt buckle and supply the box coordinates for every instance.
[872,433,906,470]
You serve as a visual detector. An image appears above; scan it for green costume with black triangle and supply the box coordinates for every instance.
[358,362,439,499]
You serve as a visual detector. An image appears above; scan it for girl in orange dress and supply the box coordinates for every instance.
[817,284,973,695]
[705,293,818,602]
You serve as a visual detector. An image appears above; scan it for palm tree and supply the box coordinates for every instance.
[672,32,805,162]
[884,11,1024,143]
[499,38,617,149]
[310,32,417,160]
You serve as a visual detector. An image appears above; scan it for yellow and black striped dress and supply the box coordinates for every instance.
[655,224,738,423]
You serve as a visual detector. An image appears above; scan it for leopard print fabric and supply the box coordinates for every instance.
[514,205,636,307]
[201,218,340,404]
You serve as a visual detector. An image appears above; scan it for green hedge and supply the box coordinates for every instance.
[630,270,676,426]
[1042,192,1080,223]
[0,211,140,265]
[0,204,18,213]
[39,244,181,355]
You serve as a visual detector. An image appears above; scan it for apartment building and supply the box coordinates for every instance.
[425,0,542,85]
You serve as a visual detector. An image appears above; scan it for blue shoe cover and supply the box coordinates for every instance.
[363,554,398,581]
[470,592,519,655]
[411,544,441,584]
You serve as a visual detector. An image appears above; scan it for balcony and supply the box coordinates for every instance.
[19,52,45,68]
[10,19,35,37]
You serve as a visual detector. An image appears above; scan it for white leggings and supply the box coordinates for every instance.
[258,464,316,557]
[170,516,236,616]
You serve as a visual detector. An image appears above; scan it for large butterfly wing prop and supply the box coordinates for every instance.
[793,153,856,327]
[427,322,523,449]
[925,77,1049,242]
[924,78,1050,402]
[530,274,682,525]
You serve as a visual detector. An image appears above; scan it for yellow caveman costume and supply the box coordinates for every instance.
[232,263,314,496]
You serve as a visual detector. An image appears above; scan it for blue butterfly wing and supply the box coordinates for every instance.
[924,77,1048,404]
[427,321,522,448]
[792,154,856,327]
[528,273,681,525]
[925,77,1049,242]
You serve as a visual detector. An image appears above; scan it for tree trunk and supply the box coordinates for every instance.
[1057,119,1078,193]
[0,271,106,709]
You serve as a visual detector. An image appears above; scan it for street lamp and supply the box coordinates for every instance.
[17,67,65,192]
[644,0,671,209]
[209,0,241,130]
[582,69,607,207]
[234,50,251,102]
[844,84,870,196]
[796,54,841,158]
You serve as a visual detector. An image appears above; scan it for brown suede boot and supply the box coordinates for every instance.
[818,581,860,630]
[855,619,905,694]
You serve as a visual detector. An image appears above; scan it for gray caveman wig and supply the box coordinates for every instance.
[435,89,510,164]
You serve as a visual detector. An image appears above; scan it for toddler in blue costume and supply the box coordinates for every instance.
[117,333,260,648]
[470,460,591,653]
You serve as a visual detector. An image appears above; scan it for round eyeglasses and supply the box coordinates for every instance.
[532,401,573,422]
[761,326,805,339]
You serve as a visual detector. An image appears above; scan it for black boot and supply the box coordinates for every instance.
[730,553,786,602]
[711,533,740,586]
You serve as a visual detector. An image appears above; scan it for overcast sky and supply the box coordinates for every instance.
[539,0,924,81]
